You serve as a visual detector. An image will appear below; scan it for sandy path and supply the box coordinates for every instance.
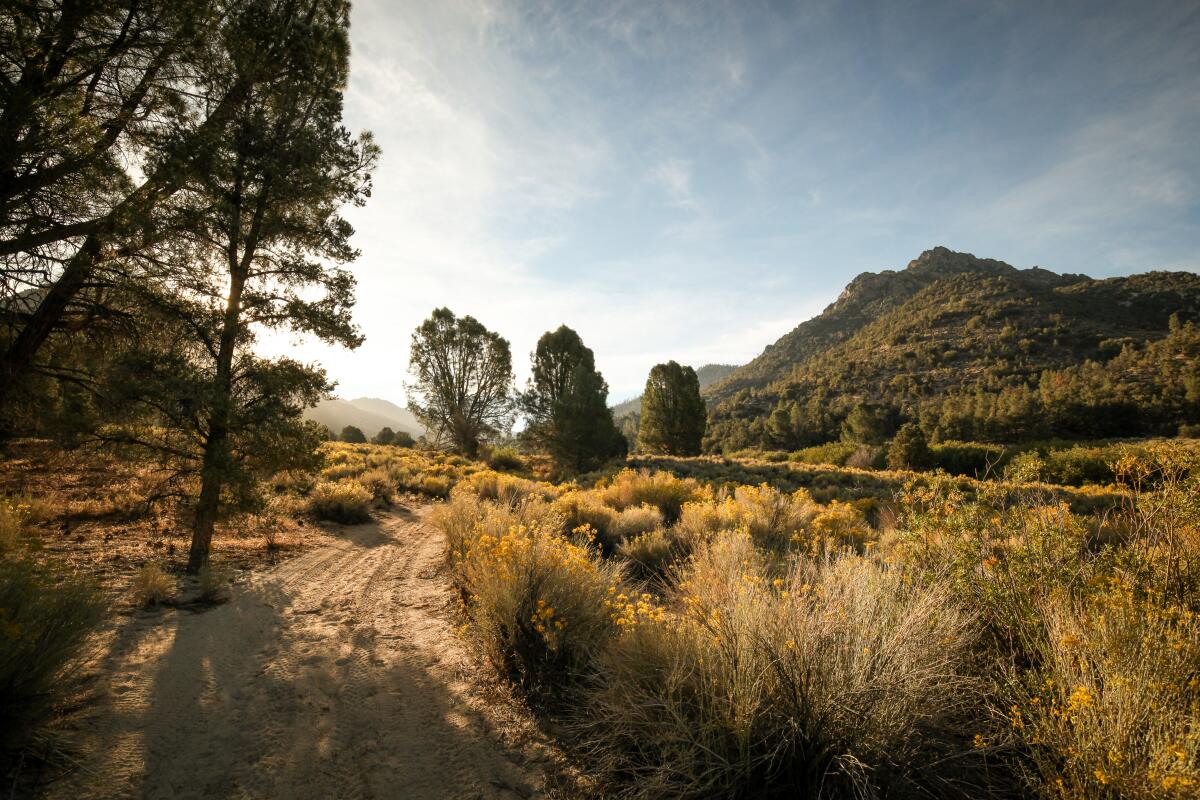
[45,506,552,800]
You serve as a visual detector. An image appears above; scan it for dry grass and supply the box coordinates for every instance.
[582,536,982,799]
[131,563,174,607]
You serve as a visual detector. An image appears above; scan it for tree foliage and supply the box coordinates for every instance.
[887,423,930,470]
[637,361,706,456]
[407,308,514,458]
[521,325,625,474]
[95,0,377,571]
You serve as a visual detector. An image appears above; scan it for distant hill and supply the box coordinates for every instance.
[705,247,1200,450]
[304,397,424,439]
[612,363,738,419]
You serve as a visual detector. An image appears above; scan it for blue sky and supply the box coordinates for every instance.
[265,0,1200,404]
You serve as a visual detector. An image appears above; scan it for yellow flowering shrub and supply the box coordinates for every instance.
[307,479,373,523]
[1012,586,1200,798]
[454,522,623,695]
[595,469,706,522]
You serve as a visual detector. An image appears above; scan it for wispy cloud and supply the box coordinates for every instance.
[649,158,698,210]
[262,0,1200,404]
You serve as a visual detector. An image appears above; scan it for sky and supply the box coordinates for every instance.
[262,0,1200,405]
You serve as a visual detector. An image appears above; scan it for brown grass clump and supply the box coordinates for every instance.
[132,563,174,607]
[0,557,104,753]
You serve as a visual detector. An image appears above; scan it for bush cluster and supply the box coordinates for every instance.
[429,443,1200,799]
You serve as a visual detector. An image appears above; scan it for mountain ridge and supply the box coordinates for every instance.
[703,247,1200,450]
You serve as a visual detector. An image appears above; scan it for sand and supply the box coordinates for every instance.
[44,506,554,799]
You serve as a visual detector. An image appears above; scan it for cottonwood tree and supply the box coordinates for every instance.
[637,361,706,456]
[520,325,625,473]
[0,0,311,411]
[106,0,377,572]
[407,308,514,458]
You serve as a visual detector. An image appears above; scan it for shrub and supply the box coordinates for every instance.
[357,467,396,502]
[596,469,704,523]
[929,440,1007,477]
[553,491,619,541]
[608,504,664,542]
[616,528,682,581]
[418,475,452,498]
[844,444,886,470]
[1010,589,1200,799]
[729,484,819,553]
[789,441,856,467]
[458,470,552,506]
[486,446,527,472]
[809,500,874,552]
[0,559,104,752]
[453,522,623,697]
[307,480,373,523]
[132,562,174,608]
[582,536,981,799]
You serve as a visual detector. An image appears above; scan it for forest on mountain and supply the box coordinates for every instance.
[704,247,1200,452]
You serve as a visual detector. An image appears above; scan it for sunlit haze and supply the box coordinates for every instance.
[262,0,1200,405]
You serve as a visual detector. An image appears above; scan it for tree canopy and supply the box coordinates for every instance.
[407,308,514,458]
[637,361,706,456]
[521,325,625,473]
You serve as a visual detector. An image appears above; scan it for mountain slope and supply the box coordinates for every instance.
[705,247,1200,450]
[303,397,423,439]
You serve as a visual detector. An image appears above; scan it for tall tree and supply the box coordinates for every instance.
[0,0,304,410]
[407,308,514,458]
[105,0,377,573]
[637,361,706,456]
[521,325,625,473]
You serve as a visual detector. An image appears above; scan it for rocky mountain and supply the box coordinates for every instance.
[303,397,424,439]
[612,363,738,419]
[704,247,1200,450]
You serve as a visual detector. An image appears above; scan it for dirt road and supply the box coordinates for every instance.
[45,506,553,800]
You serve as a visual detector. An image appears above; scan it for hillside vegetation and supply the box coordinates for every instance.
[705,247,1200,451]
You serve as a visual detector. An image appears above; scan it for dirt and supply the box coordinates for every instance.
[41,505,562,799]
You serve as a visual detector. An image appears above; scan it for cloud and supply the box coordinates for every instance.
[649,158,698,209]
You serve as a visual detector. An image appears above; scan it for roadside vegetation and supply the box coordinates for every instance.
[433,441,1200,799]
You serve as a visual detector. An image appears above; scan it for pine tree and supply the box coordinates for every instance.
[887,423,930,470]
[521,326,625,473]
[637,361,706,456]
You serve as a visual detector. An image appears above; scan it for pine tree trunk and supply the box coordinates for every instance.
[187,263,247,574]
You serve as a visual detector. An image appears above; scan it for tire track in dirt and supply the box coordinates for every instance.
[44,506,554,800]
